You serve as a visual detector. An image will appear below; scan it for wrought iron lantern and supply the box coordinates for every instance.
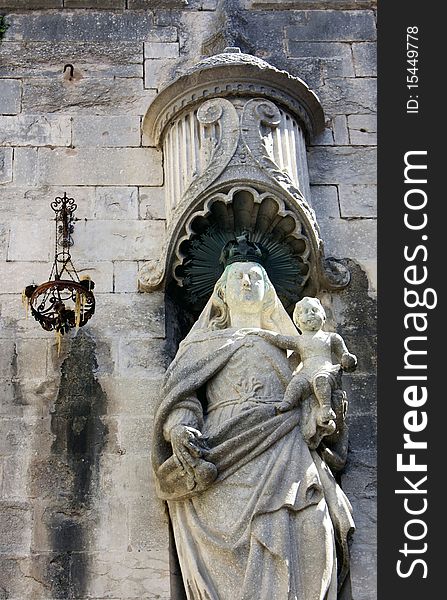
[22,193,95,341]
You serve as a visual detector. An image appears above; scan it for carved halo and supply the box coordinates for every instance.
[172,185,311,312]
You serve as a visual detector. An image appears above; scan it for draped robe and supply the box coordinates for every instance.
[152,326,354,600]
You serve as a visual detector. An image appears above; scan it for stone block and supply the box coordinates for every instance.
[339,184,377,217]
[310,185,339,219]
[64,0,125,7]
[93,498,130,552]
[28,454,78,501]
[0,381,21,418]
[350,540,378,600]
[70,219,165,261]
[36,148,162,186]
[0,554,52,600]
[114,261,139,293]
[340,330,376,373]
[22,78,156,117]
[252,0,376,7]
[99,453,153,498]
[144,58,178,90]
[7,220,52,261]
[87,292,164,338]
[127,0,187,9]
[0,340,15,378]
[289,56,351,87]
[0,148,13,184]
[342,451,377,497]
[311,127,334,146]
[318,217,376,260]
[286,10,376,42]
[0,417,38,455]
[308,146,376,185]
[93,187,139,220]
[333,115,349,145]
[118,416,153,455]
[71,549,170,599]
[346,414,377,453]
[0,262,51,294]
[1,454,29,500]
[349,496,377,545]
[129,0,187,6]
[12,148,38,186]
[5,12,177,43]
[0,115,72,147]
[201,0,218,8]
[352,42,377,77]
[0,79,21,115]
[286,41,355,79]
[128,494,170,551]
[139,187,166,219]
[74,261,114,294]
[72,116,141,148]
[0,294,55,339]
[0,223,8,261]
[0,41,143,78]
[99,375,163,417]
[144,41,180,59]
[0,0,62,6]
[118,338,167,378]
[0,502,32,554]
[348,113,377,145]
[343,374,377,416]
[317,77,377,116]
[0,257,112,299]
[0,186,94,220]
[14,339,48,381]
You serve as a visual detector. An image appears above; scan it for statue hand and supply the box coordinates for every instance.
[341,352,357,372]
[317,407,337,435]
[277,400,294,413]
[170,425,207,477]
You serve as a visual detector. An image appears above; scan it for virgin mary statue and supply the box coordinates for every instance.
[152,244,355,600]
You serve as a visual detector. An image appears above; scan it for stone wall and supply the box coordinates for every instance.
[0,2,376,599]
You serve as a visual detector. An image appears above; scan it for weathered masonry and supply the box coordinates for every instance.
[0,2,376,599]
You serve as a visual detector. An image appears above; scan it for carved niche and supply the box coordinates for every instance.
[140,48,350,312]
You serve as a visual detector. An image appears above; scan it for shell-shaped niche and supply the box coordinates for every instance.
[173,186,311,312]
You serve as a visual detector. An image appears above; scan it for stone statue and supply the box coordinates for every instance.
[152,253,355,599]
[240,296,357,447]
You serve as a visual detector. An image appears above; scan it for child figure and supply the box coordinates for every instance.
[249,296,357,433]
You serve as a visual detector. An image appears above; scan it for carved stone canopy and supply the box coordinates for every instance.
[143,48,325,147]
[139,49,350,310]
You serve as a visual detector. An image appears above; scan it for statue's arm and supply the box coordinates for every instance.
[162,395,209,481]
[162,396,203,442]
[252,330,300,351]
[331,333,357,372]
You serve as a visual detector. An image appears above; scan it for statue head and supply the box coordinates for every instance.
[209,262,277,330]
[293,296,326,332]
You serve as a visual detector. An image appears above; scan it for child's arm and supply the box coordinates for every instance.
[254,330,301,352]
[330,333,357,372]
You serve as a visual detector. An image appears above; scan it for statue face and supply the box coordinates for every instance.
[224,262,266,314]
[294,298,325,331]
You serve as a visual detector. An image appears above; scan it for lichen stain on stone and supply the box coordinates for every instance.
[46,331,108,599]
